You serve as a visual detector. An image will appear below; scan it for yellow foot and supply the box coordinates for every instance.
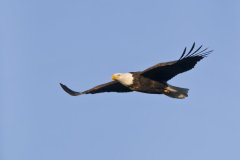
[163,89,170,93]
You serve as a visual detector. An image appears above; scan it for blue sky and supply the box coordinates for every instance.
[1,0,240,160]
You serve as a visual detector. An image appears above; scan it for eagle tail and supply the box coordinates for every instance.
[163,84,189,99]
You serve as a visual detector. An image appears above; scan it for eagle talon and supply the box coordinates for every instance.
[163,89,170,93]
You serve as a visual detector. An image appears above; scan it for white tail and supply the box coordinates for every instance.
[163,84,189,99]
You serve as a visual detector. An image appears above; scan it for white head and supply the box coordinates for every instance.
[112,73,134,86]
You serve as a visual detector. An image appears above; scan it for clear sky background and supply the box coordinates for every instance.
[1,0,240,160]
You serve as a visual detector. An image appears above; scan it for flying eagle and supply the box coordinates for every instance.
[60,43,212,99]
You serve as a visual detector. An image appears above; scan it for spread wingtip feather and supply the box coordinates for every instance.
[60,83,82,96]
[179,43,212,60]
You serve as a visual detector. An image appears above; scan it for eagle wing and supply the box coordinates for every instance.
[141,43,213,82]
[60,81,132,96]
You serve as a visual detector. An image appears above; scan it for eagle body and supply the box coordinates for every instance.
[128,72,167,94]
[112,72,188,98]
[60,43,212,99]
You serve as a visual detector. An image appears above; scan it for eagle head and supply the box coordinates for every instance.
[112,73,134,86]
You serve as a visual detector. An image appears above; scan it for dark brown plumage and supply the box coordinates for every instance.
[60,81,131,96]
[141,43,212,81]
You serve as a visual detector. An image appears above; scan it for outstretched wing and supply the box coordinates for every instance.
[141,43,213,82]
[60,81,132,96]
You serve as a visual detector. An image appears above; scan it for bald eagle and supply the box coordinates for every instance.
[60,43,212,99]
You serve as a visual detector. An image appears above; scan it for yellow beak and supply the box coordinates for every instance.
[112,74,118,81]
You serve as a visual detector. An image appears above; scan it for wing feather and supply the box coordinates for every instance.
[185,42,195,57]
[141,43,212,82]
[60,81,132,96]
